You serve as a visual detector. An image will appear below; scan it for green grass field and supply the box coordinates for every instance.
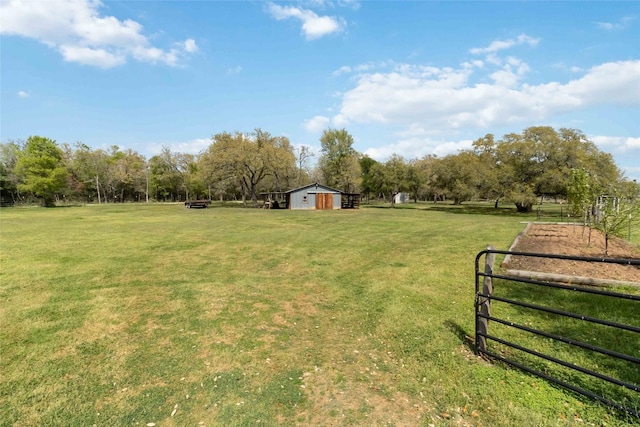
[1,203,638,426]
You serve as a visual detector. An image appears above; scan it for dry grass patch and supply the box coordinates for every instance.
[299,367,428,426]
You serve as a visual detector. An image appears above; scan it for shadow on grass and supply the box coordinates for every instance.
[443,319,475,351]
[362,201,541,218]
[427,204,534,217]
[208,201,250,208]
[364,205,388,209]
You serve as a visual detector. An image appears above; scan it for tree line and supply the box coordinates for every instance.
[1,126,637,212]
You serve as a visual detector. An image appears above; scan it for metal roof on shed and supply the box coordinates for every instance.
[285,182,342,194]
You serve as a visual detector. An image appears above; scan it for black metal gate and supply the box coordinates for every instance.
[474,248,640,418]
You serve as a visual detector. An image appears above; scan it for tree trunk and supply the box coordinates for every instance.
[96,176,101,204]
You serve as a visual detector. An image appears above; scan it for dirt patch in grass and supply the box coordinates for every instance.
[506,224,640,282]
[279,287,323,318]
[296,349,432,426]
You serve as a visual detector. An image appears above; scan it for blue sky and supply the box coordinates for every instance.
[2,1,639,180]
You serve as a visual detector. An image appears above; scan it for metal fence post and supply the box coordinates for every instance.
[477,246,495,353]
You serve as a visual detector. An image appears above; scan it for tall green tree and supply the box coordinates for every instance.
[112,148,148,202]
[68,144,110,203]
[259,131,297,193]
[472,134,502,207]
[358,155,379,201]
[495,126,620,212]
[149,146,186,202]
[432,151,481,205]
[372,154,409,206]
[318,128,361,192]
[404,159,423,203]
[413,155,439,202]
[495,131,544,212]
[0,140,22,203]
[14,136,68,207]
[199,129,296,206]
[179,153,206,201]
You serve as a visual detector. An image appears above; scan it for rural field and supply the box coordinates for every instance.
[0,203,638,426]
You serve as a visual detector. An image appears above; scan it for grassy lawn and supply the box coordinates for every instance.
[0,203,637,426]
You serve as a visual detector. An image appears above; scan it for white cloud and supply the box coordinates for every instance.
[314,38,638,177]
[329,59,640,132]
[147,138,211,155]
[332,60,392,77]
[557,60,640,106]
[469,34,540,55]
[183,39,198,53]
[595,16,636,31]
[461,60,484,69]
[0,0,197,68]
[302,115,331,132]
[266,3,345,39]
[552,62,585,74]
[590,136,640,151]
[337,0,360,11]
[130,45,179,66]
[227,65,243,74]
[17,90,30,98]
[364,134,473,161]
[332,66,353,76]
[489,57,530,87]
[59,44,126,67]
[331,114,349,127]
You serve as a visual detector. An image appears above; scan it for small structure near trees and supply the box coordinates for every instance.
[184,199,211,208]
[341,192,360,209]
[261,183,360,210]
[393,192,410,205]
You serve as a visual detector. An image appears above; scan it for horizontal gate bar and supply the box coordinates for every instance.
[479,272,640,301]
[477,313,640,364]
[478,348,639,419]
[476,249,640,266]
[481,333,639,392]
[478,293,640,333]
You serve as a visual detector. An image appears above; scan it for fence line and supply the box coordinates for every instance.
[474,248,640,418]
